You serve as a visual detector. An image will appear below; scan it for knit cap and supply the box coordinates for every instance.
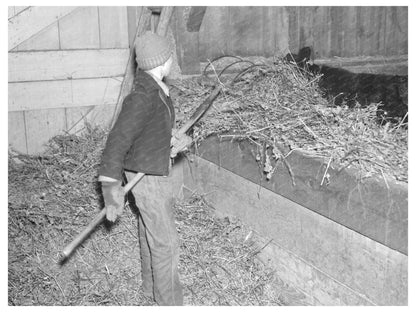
[135,31,172,70]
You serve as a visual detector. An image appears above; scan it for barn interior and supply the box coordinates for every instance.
[8,6,408,306]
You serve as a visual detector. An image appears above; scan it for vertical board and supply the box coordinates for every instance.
[98,7,129,49]
[298,7,315,50]
[228,7,264,56]
[59,7,100,49]
[174,7,200,74]
[385,7,408,56]
[184,6,407,60]
[274,7,290,55]
[25,108,67,154]
[339,6,358,57]
[261,7,276,56]
[288,7,299,54]
[312,7,331,58]
[16,22,60,51]
[8,111,27,154]
[198,7,230,60]
[355,7,386,57]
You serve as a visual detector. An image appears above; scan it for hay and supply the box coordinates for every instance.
[170,56,408,183]
[8,126,294,306]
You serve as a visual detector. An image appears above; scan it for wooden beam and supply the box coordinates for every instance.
[186,6,206,32]
[8,6,77,50]
[8,49,129,82]
[174,7,201,74]
[156,6,174,36]
[9,78,122,112]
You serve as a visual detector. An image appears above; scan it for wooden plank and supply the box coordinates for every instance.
[198,7,230,59]
[340,6,358,57]
[8,49,129,82]
[8,111,27,154]
[288,6,299,53]
[355,7,386,57]
[14,6,29,16]
[184,156,408,305]
[9,77,122,112]
[186,6,207,32]
[25,108,67,154]
[59,6,100,49]
[156,6,174,36]
[16,22,60,51]
[174,7,200,74]
[297,7,314,50]
[274,7,290,56]
[312,7,331,58]
[8,6,76,50]
[195,136,408,255]
[98,7,129,49]
[385,7,408,56]
[228,6,263,56]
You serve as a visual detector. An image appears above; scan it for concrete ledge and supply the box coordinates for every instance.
[194,136,408,255]
[182,155,408,305]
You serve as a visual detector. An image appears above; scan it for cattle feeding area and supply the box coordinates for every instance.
[8,53,407,306]
[171,55,408,183]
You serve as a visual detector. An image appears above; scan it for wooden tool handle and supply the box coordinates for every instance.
[60,79,222,263]
[59,172,145,261]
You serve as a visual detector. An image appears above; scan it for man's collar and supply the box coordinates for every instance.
[135,70,169,96]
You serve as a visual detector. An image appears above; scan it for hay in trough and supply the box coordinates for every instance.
[170,56,408,183]
[8,126,297,306]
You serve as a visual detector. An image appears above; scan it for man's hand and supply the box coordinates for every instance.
[171,129,193,158]
[101,180,125,222]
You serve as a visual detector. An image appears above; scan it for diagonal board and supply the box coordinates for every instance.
[8,6,77,51]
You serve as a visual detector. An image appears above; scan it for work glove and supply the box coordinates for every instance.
[101,180,125,222]
[171,129,193,158]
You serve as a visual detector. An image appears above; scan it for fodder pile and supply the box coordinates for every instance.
[8,126,296,306]
[170,56,408,182]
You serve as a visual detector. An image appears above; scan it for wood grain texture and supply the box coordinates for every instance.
[198,6,230,59]
[195,6,407,60]
[9,49,129,82]
[8,6,76,50]
[195,136,408,255]
[184,156,408,305]
[9,78,122,111]
[174,7,200,74]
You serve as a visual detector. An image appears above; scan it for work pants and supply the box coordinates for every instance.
[125,171,183,306]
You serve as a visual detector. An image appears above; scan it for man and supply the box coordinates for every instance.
[97,31,190,306]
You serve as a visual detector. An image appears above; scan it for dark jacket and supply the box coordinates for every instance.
[98,70,175,180]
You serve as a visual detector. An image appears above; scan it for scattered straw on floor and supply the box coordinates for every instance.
[8,126,294,306]
[170,56,408,182]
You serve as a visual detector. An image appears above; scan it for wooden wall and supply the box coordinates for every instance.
[185,6,407,65]
[8,6,129,154]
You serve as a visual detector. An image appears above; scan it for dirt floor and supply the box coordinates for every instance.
[8,128,301,306]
